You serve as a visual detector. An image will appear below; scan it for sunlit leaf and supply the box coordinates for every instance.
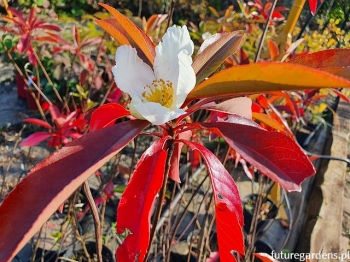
[187,62,350,101]
[201,97,252,119]
[90,103,130,131]
[330,88,350,103]
[183,141,244,261]
[193,31,245,84]
[199,115,315,191]
[94,19,130,45]
[0,120,149,261]
[252,112,286,132]
[145,14,167,35]
[268,40,279,61]
[98,3,155,65]
[289,49,350,79]
[208,6,220,18]
[117,138,168,262]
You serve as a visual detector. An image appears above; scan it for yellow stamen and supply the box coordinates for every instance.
[142,79,174,108]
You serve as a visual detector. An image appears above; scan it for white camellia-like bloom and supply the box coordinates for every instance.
[112,25,196,125]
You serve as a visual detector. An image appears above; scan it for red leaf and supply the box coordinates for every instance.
[289,49,350,70]
[90,103,130,131]
[200,116,316,191]
[330,88,350,103]
[240,48,250,65]
[99,3,156,65]
[48,104,62,124]
[268,40,279,61]
[117,138,168,262]
[183,141,244,261]
[20,132,52,146]
[308,0,318,15]
[189,149,201,168]
[254,253,279,262]
[23,118,53,129]
[0,120,149,261]
[201,97,252,119]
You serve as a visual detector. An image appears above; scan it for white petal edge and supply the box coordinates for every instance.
[173,50,196,108]
[132,102,185,125]
[112,46,155,99]
[154,25,194,88]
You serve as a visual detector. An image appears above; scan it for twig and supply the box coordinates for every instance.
[166,0,175,29]
[128,136,139,182]
[245,176,265,261]
[0,125,25,198]
[30,226,44,262]
[197,193,214,261]
[165,173,208,262]
[83,181,103,262]
[70,192,92,261]
[254,0,279,62]
[33,49,63,103]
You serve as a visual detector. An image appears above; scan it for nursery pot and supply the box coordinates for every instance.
[242,194,278,234]
[15,73,26,99]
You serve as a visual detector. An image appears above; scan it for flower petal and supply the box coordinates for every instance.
[132,102,185,125]
[173,51,196,108]
[154,25,194,89]
[112,46,155,99]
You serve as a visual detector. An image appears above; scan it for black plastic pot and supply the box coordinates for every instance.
[242,194,278,234]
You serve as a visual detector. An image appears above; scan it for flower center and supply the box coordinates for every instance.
[142,79,174,108]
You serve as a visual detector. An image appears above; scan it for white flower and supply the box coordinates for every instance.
[112,25,196,125]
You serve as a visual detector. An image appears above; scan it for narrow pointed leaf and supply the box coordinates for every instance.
[90,103,130,131]
[308,0,317,15]
[183,141,244,261]
[252,112,286,132]
[145,14,167,35]
[187,62,350,101]
[20,132,52,146]
[99,3,155,65]
[289,49,350,79]
[330,88,350,103]
[23,118,53,129]
[192,31,245,84]
[0,120,149,262]
[254,253,279,262]
[117,138,168,262]
[94,19,130,46]
[199,116,315,191]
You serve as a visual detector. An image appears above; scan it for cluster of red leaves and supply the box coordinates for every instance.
[248,0,288,22]
[20,105,87,147]
[0,7,61,65]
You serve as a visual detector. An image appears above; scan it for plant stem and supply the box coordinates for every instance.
[146,138,175,260]
[33,49,63,103]
[166,0,175,29]
[0,125,24,199]
[83,181,103,262]
[245,176,265,261]
[2,0,12,17]
[254,0,279,62]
